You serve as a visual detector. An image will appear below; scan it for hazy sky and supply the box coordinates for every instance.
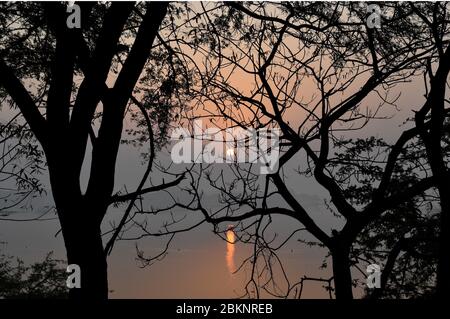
[0,68,428,297]
[0,1,434,298]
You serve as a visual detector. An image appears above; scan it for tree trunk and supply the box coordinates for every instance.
[64,216,108,299]
[417,47,450,299]
[436,184,450,299]
[331,246,353,299]
[48,156,109,299]
[56,198,109,299]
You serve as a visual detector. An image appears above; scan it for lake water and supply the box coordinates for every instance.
[0,208,334,298]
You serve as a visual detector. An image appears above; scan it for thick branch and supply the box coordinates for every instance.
[271,173,331,246]
[363,175,438,222]
[0,60,47,145]
[69,3,135,176]
[85,3,168,206]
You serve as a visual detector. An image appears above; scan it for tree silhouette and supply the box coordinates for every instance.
[166,2,449,299]
[0,247,67,299]
[332,135,445,298]
[1,1,449,300]
[409,3,450,297]
[0,2,190,298]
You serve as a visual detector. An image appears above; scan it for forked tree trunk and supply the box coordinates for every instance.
[48,159,109,299]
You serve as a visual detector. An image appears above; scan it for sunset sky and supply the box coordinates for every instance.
[1,1,446,300]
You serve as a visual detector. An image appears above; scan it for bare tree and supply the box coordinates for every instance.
[163,2,448,299]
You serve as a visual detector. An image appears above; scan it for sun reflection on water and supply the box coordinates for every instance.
[226,226,236,274]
